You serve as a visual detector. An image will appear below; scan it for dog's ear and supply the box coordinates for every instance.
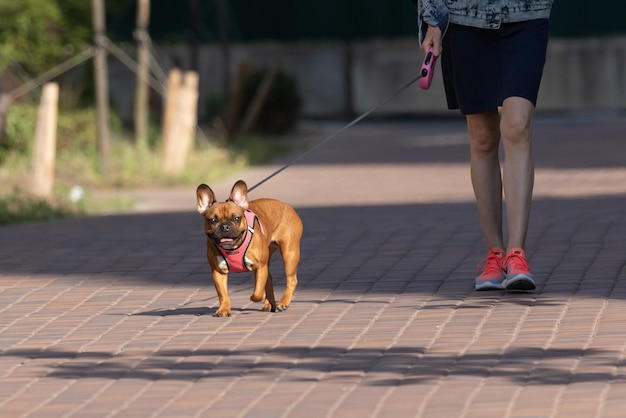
[196,184,216,214]
[229,180,249,210]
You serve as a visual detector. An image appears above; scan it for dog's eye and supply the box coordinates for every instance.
[232,216,241,223]
[208,217,218,225]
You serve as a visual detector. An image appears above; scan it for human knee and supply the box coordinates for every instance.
[500,98,534,146]
[470,128,500,155]
[500,114,532,146]
[467,111,500,155]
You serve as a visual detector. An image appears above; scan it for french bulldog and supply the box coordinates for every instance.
[196,180,303,317]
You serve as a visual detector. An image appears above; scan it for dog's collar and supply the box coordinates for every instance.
[215,209,264,273]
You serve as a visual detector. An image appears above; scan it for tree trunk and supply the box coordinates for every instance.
[134,0,150,147]
[91,0,111,175]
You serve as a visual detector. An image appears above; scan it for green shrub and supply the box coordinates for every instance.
[56,107,104,152]
[1,105,37,162]
[0,190,78,225]
[241,68,301,135]
[204,93,224,122]
[2,103,123,160]
[0,101,292,223]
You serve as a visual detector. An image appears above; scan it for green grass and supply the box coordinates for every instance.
[0,190,76,225]
[0,105,294,224]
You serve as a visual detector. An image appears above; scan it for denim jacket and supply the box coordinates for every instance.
[416,0,554,43]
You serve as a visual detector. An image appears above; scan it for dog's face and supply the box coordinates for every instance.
[201,202,247,250]
[197,181,250,251]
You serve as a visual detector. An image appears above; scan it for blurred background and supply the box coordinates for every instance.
[98,0,626,119]
[0,0,624,222]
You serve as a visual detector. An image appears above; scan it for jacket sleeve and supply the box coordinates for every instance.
[416,0,449,44]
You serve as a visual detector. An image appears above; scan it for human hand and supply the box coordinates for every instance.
[421,25,442,57]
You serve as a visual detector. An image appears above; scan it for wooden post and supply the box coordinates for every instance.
[134,0,150,147]
[31,83,59,200]
[91,0,111,175]
[161,68,181,149]
[162,71,198,175]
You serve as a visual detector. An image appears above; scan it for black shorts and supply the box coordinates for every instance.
[441,19,550,115]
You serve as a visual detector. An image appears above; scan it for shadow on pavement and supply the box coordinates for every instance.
[1,345,621,386]
[1,194,624,300]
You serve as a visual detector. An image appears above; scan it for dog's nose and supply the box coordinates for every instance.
[220,223,231,232]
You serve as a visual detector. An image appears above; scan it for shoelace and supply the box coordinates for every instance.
[504,252,531,271]
[477,252,503,274]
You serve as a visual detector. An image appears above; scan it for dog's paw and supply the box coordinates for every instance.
[262,301,276,312]
[276,304,289,312]
[214,310,231,317]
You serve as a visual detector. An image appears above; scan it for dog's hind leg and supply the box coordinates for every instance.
[277,243,300,311]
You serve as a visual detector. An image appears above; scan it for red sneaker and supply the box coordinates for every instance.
[475,248,505,291]
[503,248,536,291]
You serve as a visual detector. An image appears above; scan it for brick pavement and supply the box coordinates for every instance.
[1,112,626,417]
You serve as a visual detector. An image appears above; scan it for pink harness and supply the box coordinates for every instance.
[215,209,265,273]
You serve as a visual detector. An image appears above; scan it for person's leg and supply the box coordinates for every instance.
[468,109,511,291]
[466,109,504,250]
[499,96,535,251]
[499,96,536,290]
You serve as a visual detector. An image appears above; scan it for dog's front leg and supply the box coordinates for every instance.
[212,271,231,317]
[262,272,277,312]
[251,265,275,311]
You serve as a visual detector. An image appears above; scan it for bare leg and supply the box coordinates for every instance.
[466,109,504,250]
[500,97,535,251]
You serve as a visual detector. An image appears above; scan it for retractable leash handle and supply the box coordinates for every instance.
[419,47,438,89]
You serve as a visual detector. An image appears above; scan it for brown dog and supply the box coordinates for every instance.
[196,180,303,317]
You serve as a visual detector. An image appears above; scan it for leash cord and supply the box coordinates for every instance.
[247,73,423,193]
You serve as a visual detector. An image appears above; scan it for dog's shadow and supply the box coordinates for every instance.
[129,306,252,317]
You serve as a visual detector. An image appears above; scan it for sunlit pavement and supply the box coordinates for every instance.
[1,111,626,417]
